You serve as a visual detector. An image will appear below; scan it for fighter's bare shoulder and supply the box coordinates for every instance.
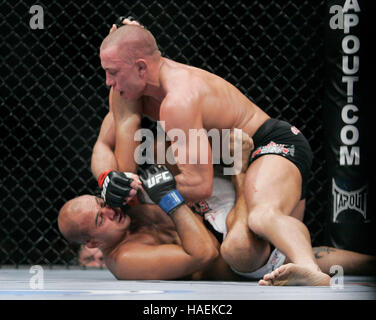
[106,241,158,279]
[162,61,210,104]
[160,74,204,122]
[159,93,201,130]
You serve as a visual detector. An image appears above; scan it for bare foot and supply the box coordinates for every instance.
[258,263,331,286]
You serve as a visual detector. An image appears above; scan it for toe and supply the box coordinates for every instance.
[258,279,271,286]
[263,272,272,281]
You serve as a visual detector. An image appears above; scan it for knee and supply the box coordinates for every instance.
[220,230,249,266]
[247,206,279,236]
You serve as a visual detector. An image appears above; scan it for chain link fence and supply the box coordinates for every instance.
[1,0,328,266]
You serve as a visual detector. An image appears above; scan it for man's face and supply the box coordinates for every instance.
[84,196,131,249]
[79,246,105,268]
[100,47,145,100]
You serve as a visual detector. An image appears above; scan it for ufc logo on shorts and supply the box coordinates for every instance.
[147,172,172,188]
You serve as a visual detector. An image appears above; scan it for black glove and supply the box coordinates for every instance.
[138,164,184,214]
[98,170,135,207]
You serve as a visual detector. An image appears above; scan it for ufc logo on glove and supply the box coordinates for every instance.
[139,165,184,215]
[146,172,172,188]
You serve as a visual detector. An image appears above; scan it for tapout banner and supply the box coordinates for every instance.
[323,0,375,254]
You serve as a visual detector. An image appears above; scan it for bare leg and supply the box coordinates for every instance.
[244,155,330,286]
[312,246,376,276]
[221,173,270,272]
[221,130,270,273]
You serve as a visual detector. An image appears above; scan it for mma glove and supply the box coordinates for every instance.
[98,170,137,207]
[138,164,184,215]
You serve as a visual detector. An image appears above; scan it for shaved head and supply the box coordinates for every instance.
[100,25,160,63]
[58,195,92,244]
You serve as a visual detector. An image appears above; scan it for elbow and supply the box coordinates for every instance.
[209,247,219,262]
[200,183,213,200]
[198,172,213,199]
[185,179,213,202]
[196,246,219,268]
[195,181,213,201]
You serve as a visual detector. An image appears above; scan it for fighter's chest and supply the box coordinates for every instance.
[134,216,180,245]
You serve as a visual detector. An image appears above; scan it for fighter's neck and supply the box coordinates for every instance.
[127,205,164,232]
[142,58,166,101]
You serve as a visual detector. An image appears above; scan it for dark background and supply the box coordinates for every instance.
[0,0,341,265]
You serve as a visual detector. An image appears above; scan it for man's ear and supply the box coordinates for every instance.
[135,59,147,77]
[86,239,99,249]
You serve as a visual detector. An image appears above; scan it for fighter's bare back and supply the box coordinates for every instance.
[140,57,270,137]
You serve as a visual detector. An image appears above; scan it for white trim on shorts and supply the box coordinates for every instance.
[229,248,286,280]
[202,175,287,280]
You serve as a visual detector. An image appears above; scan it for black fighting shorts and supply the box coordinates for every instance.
[249,118,313,199]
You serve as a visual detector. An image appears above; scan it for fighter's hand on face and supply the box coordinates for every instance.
[98,170,142,207]
[138,165,184,215]
[109,16,145,35]
[109,24,117,35]
[229,129,254,173]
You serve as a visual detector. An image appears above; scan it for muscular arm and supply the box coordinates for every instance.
[91,111,117,179]
[91,88,142,179]
[160,97,213,202]
[112,91,142,173]
[112,204,219,280]
[224,129,254,228]
[225,173,247,229]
